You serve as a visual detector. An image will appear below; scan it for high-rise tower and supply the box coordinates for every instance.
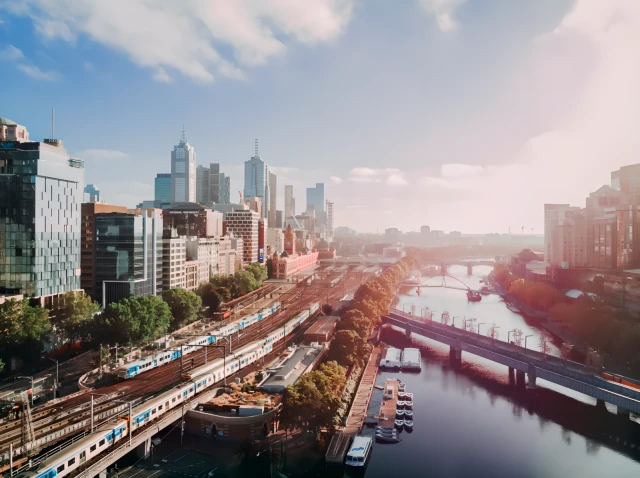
[171,127,196,203]
[243,139,269,218]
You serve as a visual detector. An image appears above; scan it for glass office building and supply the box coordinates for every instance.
[155,173,171,204]
[0,139,84,298]
[94,210,163,308]
[244,154,269,218]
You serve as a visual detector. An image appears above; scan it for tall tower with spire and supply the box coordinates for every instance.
[171,126,197,203]
[243,138,269,219]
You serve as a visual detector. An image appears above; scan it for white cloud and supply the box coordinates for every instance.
[350,167,400,177]
[153,68,172,84]
[419,0,466,32]
[330,176,343,184]
[77,149,128,161]
[441,163,483,178]
[16,63,61,80]
[83,61,95,72]
[7,0,355,83]
[386,174,407,186]
[0,44,23,61]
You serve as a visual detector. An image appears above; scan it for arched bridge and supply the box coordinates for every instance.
[422,260,495,275]
[381,309,640,417]
[403,272,472,291]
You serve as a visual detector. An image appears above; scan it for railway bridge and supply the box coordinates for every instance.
[423,260,495,275]
[382,308,640,417]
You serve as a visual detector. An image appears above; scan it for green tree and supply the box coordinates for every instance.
[234,270,258,295]
[246,263,267,284]
[163,288,203,330]
[96,296,171,345]
[0,299,51,367]
[55,292,100,343]
[318,361,347,395]
[327,330,371,368]
[196,282,222,315]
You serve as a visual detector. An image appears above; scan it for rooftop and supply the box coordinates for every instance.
[304,315,339,338]
[262,346,322,393]
[0,117,17,126]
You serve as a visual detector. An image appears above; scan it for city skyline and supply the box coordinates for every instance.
[1,0,638,233]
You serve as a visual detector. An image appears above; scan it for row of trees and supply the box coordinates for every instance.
[493,264,564,312]
[281,256,417,435]
[0,263,268,374]
[551,297,640,373]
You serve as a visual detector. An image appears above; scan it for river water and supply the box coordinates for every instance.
[353,265,640,478]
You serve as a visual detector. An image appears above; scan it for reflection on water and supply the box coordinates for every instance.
[355,265,640,478]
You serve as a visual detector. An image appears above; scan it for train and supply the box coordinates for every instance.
[600,372,640,391]
[19,302,319,478]
[115,302,281,380]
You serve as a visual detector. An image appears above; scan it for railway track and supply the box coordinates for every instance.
[1,274,361,461]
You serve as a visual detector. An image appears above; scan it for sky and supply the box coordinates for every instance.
[0,0,638,234]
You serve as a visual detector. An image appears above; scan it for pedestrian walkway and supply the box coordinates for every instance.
[344,345,381,436]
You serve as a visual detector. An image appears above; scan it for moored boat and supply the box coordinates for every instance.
[396,409,405,418]
[345,436,372,467]
[395,419,404,428]
[397,400,405,408]
[404,392,413,401]
[404,419,413,430]
[404,401,413,410]
[404,410,413,418]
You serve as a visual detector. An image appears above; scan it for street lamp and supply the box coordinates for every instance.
[43,357,59,398]
[477,323,485,335]
[452,316,460,328]
[524,334,534,350]
[507,330,514,343]
[17,376,34,406]
[463,318,472,331]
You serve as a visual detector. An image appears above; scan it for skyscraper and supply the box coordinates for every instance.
[209,163,221,203]
[84,184,101,203]
[284,185,295,222]
[219,173,231,204]
[326,200,335,239]
[268,172,277,226]
[171,129,196,203]
[0,133,84,298]
[306,183,325,225]
[196,165,210,204]
[155,173,171,203]
[243,139,268,218]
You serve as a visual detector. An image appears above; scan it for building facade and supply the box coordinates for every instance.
[224,209,260,264]
[155,173,172,204]
[272,250,319,279]
[218,236,237,275]
[267,228,284,256]
[220,173,231,204]
[162,236,187,290]
[268,172,277,226]
[81,203,128,299]
[326,200,335,239]
[306,183,325,225]
[163,205,223,238]
[94,209,163,308]
[0,117,29,142]
[0,137,84,299]
[284,185,295,222]
[243,147,268,218]
[196,165,210,204]
[171,131,196,203]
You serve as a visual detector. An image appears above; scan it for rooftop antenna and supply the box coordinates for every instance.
[51,108,54,138]
[255,138,259,156]
[181,124,186,142]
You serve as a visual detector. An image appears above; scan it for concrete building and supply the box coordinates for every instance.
[0,133,84,300]
[224,209,260,264]
[81,203,128,300]
[0,117,29,142]
[187,236,219,280]
[547,207,588,268]
[243,141,269,218]
[196,165,210,204]
[268,172,277,226]
[83,184,101,203]
[544,204,580,264]
[275,210,284,229]
[326,200,335,239]
[267,228,284,256]
[209,163,221,204]
[218,235,238,275]
[162,236,187,290]
[384,228,401,243]
[94,209,163,308]
[612,163,640,203]
[262,346,324,393]
[163,204,223,238]
[171,130,196,203]
[220,173,231,204]
[154,173,172,204]
[284,185,295,223]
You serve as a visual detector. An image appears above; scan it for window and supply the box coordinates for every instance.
[57,465,65,473]
[90,445,97,452]
[99,439,105,447]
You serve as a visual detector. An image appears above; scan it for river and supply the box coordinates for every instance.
[353,265,640,478]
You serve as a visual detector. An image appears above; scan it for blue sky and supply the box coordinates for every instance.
[1,0,638,233]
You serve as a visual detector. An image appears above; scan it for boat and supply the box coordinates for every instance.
[404,401,413,410]
[398,383,406,392]
[397,400,405,408]
[404,410,413,418]
[375,434,400,443]
[480,286,491,295]
[376,425,395,431]
[396,409,405,418]
[404,392,413,402]
[345,436,372,467]
[404,419,413,430]
[395,419,404,428]
[506,302,521,314]
[401,348,422,371]
[398,392,406,399]
[467,290,482,302]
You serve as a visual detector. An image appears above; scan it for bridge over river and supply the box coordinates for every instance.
[383,308,640,417]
